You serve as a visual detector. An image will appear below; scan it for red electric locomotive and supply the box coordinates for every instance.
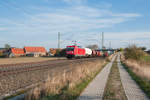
[66,45,85,58]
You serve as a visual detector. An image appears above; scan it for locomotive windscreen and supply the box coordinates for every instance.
[66,47,74,51]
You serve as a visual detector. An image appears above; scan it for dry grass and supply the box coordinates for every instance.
[121,52,150,80]
[0,57,66,65]
[124,45,146,60]
[107,54,115,62]
[121,52,150,98]
[24,59,105,100]
[124,59,150,80]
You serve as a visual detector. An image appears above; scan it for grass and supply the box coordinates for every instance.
[21,58,107,100]
[2,58,107,100]
[3,90,27,100]
[39,61,108,100]
[41,76,93,100]
[142,55,150,62]
[103,61,127,100]
[122,62,150,98]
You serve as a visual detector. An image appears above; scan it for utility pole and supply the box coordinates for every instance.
[58,32,60,49]
[102,32,104,49]
[109,41,111,49]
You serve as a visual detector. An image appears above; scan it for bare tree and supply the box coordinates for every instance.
[4,44,11,49]
[86,44,98,50]
[140,47,146,51]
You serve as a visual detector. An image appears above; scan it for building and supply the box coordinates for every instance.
[24,46,47,57]
[9,48,25,57]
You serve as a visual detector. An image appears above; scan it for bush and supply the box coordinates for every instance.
[124,45,146,60]
[54,49,66,57]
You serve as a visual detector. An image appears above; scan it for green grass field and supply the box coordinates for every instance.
[142,55,150,61]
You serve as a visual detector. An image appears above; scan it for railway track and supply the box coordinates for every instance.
[0,57,102,77]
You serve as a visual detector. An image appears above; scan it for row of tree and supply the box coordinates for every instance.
[4,44,11,49]
[124,45,147,60]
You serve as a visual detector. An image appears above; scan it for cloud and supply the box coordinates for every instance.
[84,32,150,49]
[6,5,141,35]
[63,0,87,4]
[111,13,141,17]
[0,1,143,49]
[0,27,7,31]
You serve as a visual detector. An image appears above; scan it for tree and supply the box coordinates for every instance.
[102,46,106,50]
[140,47,146,51]
[120,48,124,51]
[86,44,98,50]
[4,44,11,49]
[124,45,146,60]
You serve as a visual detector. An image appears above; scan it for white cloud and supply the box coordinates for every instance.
[63,0,86,4]
[0,27,7,31]
[0,1,143,48]
[81,32,150,49]
[111,13,141,17]
[5,5,141,36]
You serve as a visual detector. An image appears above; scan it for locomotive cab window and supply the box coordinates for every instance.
[66,47,74,51]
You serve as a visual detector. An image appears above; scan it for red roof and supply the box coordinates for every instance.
[24,47,46,53]
[11,48,25,55]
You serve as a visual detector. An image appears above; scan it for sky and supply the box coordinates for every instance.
[0,0,150,50]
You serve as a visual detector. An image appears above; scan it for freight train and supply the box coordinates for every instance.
[66,45,108,59]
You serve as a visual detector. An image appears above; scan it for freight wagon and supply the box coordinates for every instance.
[85,48,92,57]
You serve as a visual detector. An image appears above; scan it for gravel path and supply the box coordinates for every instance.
[77,55,116,100]
[117,54,149,100]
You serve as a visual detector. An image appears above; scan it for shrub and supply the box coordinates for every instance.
[124,45,146,60]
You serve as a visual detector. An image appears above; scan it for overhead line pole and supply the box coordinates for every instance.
[109,41,111,49]
[58,32,60,49]
[102,32,104,50]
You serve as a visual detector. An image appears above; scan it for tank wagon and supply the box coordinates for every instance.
[85,48,92,57]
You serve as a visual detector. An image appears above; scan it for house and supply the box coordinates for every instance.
[24,46,47,57]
